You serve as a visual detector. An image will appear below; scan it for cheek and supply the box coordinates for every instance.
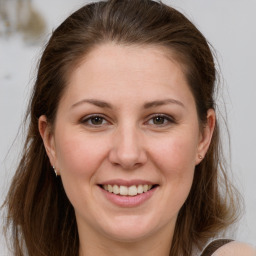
[146,135,197,224]
[154,135,197,207]
[54,132,109,208]
[151,134,198,176]
[55,132,108,177]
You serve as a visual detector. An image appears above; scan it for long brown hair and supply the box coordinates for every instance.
[3,0,240,255]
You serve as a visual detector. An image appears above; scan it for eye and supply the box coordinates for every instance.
[81,115,108,127]
[151,116,167,125]
[146,114,175,126]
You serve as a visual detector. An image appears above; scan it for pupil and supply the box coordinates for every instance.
[154,116,164,124]
[92,117,102,125]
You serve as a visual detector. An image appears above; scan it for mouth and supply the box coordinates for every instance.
[99,184,158,196]
[97,179,159,207]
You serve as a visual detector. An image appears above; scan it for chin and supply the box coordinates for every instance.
[99,215,161,243]
[104,228,152,243]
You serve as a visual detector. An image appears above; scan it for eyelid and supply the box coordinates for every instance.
[145,113,176,126]
[80,114,111,126]
[79,113,176,128]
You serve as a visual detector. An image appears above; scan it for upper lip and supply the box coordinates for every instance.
[99,179,157,187]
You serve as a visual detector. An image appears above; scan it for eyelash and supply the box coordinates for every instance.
[146,114,175,126]
[80,114,176,128]
[81,114,109,127]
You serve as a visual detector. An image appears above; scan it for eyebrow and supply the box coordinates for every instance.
[143,99,185,109]
[71,99,113,109]
[71,98,184,110]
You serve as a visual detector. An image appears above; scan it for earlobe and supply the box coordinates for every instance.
[38,115,57,167]
[196,109,216,164]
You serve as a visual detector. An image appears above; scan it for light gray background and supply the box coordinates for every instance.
[1,0,255,254]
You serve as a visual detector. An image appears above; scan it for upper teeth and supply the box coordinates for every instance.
[103,184,153,196]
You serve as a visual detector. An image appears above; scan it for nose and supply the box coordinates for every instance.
[108,124,147,170]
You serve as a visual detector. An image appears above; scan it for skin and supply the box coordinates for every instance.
[214,241,256,256]
[39,43,216,256]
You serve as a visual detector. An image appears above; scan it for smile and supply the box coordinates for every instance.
[98,180,159,207]
[102,184,154,196]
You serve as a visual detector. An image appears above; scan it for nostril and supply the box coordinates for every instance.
[108,141,147,169]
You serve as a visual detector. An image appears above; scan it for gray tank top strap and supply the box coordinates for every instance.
[200,239,234,256]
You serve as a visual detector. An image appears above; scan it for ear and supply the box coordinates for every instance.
[196,109,216,165]
[38,115,57,168]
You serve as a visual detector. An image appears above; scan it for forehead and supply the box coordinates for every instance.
[60,43,195,109]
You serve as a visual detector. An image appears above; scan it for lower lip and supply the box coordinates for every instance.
[100,186,157,207]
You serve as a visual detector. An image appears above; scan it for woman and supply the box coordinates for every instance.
[3,0,256,255]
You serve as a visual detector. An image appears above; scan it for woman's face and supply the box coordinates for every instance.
[40,43,214,243]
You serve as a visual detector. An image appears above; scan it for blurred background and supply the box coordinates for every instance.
[0,0,255,254]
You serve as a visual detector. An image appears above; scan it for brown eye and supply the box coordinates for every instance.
[152,116,166,125]
[90,116,104,125]
[81,115,108,127]
[147,114,175,127]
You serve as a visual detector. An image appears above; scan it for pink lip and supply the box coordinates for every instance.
[99,185,158,208]
[99,179,156,187]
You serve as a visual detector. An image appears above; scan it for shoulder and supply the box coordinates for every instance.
[213,241,256,256]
